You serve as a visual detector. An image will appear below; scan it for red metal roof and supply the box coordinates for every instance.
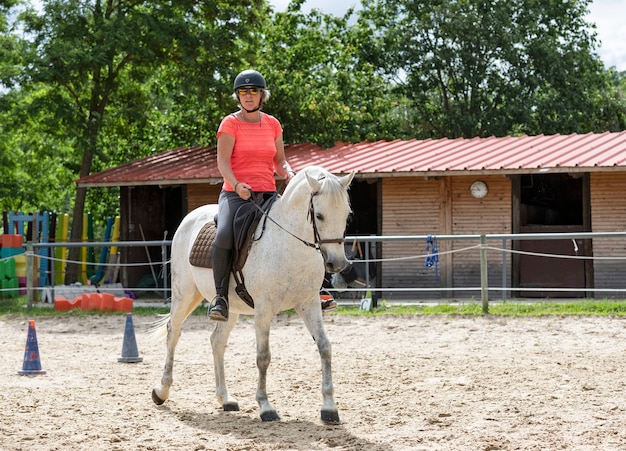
[77,131,626,187]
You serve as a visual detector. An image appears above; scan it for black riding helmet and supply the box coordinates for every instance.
[233,70,267,90]
[233,70,266,113]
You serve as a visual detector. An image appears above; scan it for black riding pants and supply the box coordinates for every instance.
[214,189,275,249]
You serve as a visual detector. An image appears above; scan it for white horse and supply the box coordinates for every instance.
[151,166,354,423]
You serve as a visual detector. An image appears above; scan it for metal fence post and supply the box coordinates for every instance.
[480,235,489,313]
[161,238,169,305]
[501,239,507,301]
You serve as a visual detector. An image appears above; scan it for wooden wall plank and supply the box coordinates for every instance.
[590,172,626,294]
[186,183,221,212]
[381,175,512,299]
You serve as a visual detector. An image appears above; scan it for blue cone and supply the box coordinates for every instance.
[18,320,46,375]
[118,313,143,363]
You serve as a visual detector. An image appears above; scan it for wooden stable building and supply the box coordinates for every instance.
[77,131,626,299]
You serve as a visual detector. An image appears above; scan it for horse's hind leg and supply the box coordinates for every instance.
[211,313,240,411]
[152,286,203,405]
[151,314,179,405]
[296,302,340,424]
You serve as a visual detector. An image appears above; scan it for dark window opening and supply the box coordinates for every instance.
[520,174,582,226]
[346,179,378,235]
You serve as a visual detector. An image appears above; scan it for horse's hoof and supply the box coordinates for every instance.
[321,410,340,424]
[260,411,281,422]
[151,389,165,406]
[223,402,240,412]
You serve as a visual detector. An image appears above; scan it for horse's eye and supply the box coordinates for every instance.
[316,213,324,221]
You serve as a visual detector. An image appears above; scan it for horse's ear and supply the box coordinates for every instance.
[339,171,355,189]
[305,170,322,193]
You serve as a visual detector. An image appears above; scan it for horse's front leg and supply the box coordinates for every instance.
[211,313,240,411]
[296,301,340,424]
[254,312,280,421]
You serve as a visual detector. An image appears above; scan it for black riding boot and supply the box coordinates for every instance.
[209,245,232,321]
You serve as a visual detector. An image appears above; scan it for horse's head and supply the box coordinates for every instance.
[303,167,355,273]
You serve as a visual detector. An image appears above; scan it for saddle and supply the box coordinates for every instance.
[188,192,278,308]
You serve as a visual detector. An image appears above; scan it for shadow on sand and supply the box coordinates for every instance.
[157,404,392,450]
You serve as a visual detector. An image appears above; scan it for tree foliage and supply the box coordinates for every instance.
[356,0,621,138]
[0,86,77,212]
[0,0,625,246]
[8,0,265,281]
[256,3,397,147]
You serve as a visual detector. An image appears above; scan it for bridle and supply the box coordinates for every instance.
[251,189,346,252]
[307,193,346,248]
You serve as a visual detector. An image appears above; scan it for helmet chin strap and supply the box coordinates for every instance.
[242,105,261,113]
[241,100,262,113]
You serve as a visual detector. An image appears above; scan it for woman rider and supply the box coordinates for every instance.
[209,70,336,321]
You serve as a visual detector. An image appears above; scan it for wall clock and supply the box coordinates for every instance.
[470,180,488,199]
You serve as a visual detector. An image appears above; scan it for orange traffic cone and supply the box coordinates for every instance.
[18,320,47,375]
[118,313,143,363]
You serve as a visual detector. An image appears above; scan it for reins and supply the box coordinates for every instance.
[308,195,346,245]
[247,182,345,251]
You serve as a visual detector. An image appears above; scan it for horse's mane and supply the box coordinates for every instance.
[282,166,351,209]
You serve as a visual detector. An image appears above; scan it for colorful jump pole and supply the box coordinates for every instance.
[103,216,121,284]
[89,216,113,285]
[80,213,88,284]
[54,214,69,285]
[37,212,50,286]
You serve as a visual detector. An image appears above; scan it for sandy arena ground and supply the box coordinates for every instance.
[1,312,626,450]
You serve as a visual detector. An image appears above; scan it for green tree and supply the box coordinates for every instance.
[0,86,77,212]
[14,0,265,281]
[257,1,396,147]
[357,0,619,138]
[575,68,626,133]
[0,0,23,87]
[1,0,77,213]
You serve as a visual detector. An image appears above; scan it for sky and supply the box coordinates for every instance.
[270,0,626,72]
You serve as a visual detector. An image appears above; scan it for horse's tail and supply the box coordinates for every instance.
[146,313,170,341]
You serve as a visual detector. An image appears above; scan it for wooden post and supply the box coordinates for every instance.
[480,234,489,314]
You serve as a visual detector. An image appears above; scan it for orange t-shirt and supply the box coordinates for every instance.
[217,113,283,192]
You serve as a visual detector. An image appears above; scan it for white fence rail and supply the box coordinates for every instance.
[3,231,626,312]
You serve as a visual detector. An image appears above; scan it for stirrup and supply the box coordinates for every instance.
[209,296,229,321]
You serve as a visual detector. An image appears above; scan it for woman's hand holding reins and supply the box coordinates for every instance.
[282,163,296,183]
[234,181,252,200]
